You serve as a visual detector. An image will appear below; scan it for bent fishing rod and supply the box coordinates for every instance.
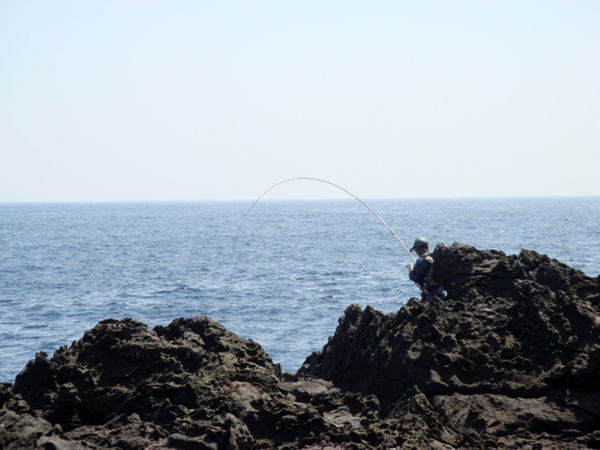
[233,177,416,263]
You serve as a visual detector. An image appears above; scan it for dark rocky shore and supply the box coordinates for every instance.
[1,243,599,450]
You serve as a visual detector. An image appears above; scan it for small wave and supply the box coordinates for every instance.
[116,292,161,299]
[324,271,347,277]
[153,286,203,297]
[20,323,50,331]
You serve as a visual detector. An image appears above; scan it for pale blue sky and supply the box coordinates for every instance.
[1,1,598,202]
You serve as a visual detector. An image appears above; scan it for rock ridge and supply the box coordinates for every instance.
[299,243,600,448]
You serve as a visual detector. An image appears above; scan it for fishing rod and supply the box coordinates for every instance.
[233,177,416,263]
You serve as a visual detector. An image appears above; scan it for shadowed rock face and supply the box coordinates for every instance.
[1,243,599,450]
[1,317,394,450]
[299,243,600,448]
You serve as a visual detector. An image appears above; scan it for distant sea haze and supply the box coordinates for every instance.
[1,197,599,382]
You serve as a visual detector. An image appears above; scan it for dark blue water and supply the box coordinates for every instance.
[1,197,599,382]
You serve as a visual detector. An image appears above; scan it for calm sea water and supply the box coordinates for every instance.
[1,197,599,382]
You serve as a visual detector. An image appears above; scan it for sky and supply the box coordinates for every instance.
[1,1,598,202]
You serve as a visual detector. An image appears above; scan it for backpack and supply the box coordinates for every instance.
[422,255,444,296]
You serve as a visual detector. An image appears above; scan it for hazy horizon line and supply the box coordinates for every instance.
[1,194,598,206]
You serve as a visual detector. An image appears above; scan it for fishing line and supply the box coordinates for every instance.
[233,177,416,263]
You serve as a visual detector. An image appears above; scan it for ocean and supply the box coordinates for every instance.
[1,197,599,383]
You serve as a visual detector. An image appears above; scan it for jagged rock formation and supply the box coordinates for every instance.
[1,317,394,450]
[299,243,600,448]
[1,242,599,449]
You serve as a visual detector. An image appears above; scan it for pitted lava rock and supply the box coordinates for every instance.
[299,243,600,448]
[1,242,599,449]
[1,318,392,450]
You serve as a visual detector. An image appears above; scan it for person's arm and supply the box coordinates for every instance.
[409,258,428,283]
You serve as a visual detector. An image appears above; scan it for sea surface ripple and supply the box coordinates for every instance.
[1,197,598,382]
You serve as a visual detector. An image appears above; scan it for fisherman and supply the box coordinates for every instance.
[408,237,444,297]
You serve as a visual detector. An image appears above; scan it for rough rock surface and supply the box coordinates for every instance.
[1,242,599,449]
[299,243,600,448]
[1,318,393,450]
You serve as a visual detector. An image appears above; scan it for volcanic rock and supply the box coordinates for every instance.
[299,242,600,448]
[1,242,599,449]
[0,317,393,450]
